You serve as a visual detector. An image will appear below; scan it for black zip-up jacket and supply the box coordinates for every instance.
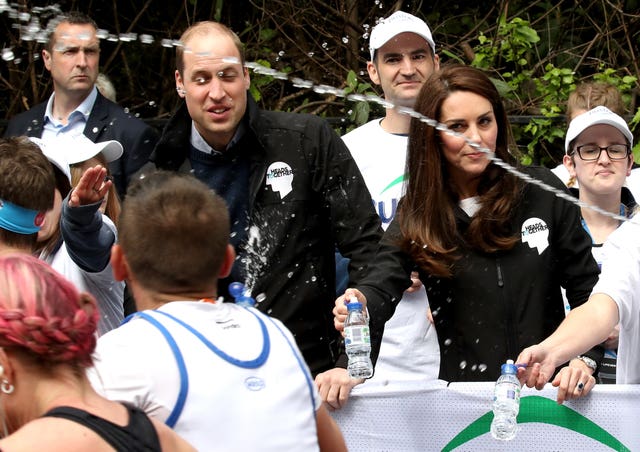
[149,96,383,374]
[359,166,601,381]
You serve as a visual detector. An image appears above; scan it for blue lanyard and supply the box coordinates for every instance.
[580,203,626,243]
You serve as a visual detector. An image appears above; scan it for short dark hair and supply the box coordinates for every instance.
[119,171,230,294]
[45,11,98,52]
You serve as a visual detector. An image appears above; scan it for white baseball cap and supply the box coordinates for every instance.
[28,136,71,183]
[64,135,123,165]
[369,11,436,61]
[565,106,633,154]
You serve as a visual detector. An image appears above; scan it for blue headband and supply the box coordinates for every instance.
[0,199,42,234]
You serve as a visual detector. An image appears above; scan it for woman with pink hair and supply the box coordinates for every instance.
[0,254,194,451]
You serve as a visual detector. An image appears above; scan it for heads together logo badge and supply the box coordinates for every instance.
[521,217,549,254]
[266,161,293,199]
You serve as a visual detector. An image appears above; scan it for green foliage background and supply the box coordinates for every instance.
[1,0,639,166]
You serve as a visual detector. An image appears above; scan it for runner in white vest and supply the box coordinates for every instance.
[88,172,346,451]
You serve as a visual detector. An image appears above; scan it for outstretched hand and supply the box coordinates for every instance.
[516,345,556,390]
[68,165,111,208]
[516,346,596,404]
[315,367,364,411]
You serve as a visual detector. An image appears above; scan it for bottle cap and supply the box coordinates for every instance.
[228,281,246,299]
[501,359,518,375]
[346,301,363,311]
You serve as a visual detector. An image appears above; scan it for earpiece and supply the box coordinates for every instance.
[176,87,186,96]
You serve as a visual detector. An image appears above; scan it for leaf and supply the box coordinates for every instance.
[352,101,370,126]
[347,70,358,91]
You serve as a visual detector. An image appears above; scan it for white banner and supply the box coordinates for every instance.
[331,379,638,451]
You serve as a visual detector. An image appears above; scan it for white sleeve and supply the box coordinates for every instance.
[591,217,640,330]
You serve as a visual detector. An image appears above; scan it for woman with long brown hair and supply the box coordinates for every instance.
[329,65,602,407]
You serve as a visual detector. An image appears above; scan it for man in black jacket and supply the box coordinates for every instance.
[147,21,383,400]
[3,11,157,199]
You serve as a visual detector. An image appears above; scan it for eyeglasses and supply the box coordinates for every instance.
[573,144,630,161]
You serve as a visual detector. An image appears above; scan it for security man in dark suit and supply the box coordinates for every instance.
[3,11,157,199]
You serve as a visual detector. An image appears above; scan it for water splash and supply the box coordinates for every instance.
[0,6,635,226]
[242,223,269,299]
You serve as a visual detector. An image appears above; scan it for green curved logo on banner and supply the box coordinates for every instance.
[442,395,630,452]
[379,174,406,195]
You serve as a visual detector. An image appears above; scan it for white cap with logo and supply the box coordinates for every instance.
[369,11,436,61]
[565,106,633,154]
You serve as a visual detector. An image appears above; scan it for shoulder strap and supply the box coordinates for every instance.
[43,404,161,451]
[128,311,189,428]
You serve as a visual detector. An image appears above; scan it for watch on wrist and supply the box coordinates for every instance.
[576,355,597,372]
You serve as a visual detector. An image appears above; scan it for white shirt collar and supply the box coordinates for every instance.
[44,86,98,124]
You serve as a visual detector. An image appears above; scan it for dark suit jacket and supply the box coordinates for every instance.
[3,91,159,198]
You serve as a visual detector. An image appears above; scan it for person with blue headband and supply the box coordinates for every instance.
[0,136,56,254]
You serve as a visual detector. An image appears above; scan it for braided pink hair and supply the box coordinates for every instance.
[0,254,98,367]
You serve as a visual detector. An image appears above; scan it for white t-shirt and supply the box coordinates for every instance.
[342,119,440,382]
[42,215,124,336]
[88,301,320,451]
[590,214,640,384]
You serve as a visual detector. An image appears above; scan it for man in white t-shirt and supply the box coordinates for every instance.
[88,172,346,451]
[319,11,442,409]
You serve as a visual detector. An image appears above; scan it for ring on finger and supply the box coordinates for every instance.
[577,381,585,391]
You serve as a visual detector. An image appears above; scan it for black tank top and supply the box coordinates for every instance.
[42,403,162,451]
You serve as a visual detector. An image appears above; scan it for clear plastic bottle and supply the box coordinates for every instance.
[490,359,521,441]
[344,299,373,379]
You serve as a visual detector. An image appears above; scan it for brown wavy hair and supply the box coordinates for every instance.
[398,64,523,277]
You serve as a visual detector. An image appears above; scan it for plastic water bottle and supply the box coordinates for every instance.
[344,299,373,379]
[490,359,521,441]
[228,282,256,307]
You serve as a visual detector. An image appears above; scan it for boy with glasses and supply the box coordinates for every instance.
[561,105,635,385]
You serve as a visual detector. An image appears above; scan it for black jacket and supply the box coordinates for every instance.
[359,166,601,381]
[150,96,383,374]
[3,91,158,198]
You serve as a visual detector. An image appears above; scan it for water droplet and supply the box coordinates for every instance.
[321,42,328,49]
[291,77,313,89]
[342,36,349,44]
[1,48,14,61]
[287,272,294,278]
[119,32,137,42]
[459,360,467,370]
[278,50,285,57]
[478,364,488,372]
[444,338,452,346]
[139,34,154,44]
[311,276,317,282]
[307,51,314,57]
